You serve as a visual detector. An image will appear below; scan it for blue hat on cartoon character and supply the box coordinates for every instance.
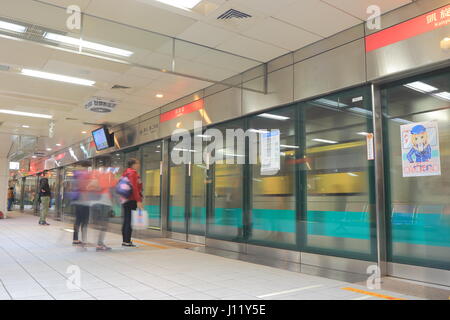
[411,124,426,135]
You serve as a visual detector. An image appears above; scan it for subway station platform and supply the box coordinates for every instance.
[1,212,446,301]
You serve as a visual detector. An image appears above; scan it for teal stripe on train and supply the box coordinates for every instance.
[166,207,450,247]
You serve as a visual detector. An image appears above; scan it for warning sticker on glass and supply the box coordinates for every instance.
[400,120,441,177]
[366,133,375,160]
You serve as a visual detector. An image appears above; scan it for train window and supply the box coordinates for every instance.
[248,106,297,249]
[382,68,450,270]
[300,86,377,260]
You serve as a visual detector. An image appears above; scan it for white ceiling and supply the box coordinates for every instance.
[0,0,412,159]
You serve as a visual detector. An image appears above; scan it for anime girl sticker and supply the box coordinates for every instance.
[401,120,441,177]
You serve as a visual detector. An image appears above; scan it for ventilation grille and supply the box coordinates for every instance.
[217,9,252,20]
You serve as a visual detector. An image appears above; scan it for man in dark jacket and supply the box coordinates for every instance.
[39,170,51,225]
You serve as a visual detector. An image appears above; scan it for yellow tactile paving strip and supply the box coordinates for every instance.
[342,287,406,300]
[132,239,170,250]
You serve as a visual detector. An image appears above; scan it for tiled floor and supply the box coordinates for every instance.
[0,212,428,300]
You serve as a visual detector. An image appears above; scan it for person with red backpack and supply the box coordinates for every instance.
[119,158,143,247]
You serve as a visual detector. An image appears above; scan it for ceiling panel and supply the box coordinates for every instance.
[177,21,236,48]
[0,38,55,70]
[274,0,362,38]
[85,0,197,37]
[243,17,323,51]
[321,0,412,20]
[217,35,289,62]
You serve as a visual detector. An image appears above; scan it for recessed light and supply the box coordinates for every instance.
[155,0,202,10]
[156,93,164,98]
[0,20,27,33]
[81,131,87,134]
[44,32,134,57]
[21,69,95,86]
[56,144,62,147]
[0,109,52,119]
[46,148,52,151]
[21,125,30,128]
[312,138,338,144]
[257,113,290,121]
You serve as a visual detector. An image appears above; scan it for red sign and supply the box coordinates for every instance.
[159,99,204,123]
[366,4,450,52]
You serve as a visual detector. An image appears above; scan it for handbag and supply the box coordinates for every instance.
[131,209,149,230]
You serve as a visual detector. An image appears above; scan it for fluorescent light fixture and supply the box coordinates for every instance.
[81,131,87,134]
[44,32,133,57]
[280,144,299,149]
[56,144,62,146]
[156,93,164,98]
[0,109,52,119]
[0,20,26,33]
[391,118,413,125]
[314,98,347,108]
[32,156,37,159]
[433,91,450,101]
[249,129,269,134]
[46,148,52,151]
[21,125,30,128]
[155,0,202,10]
[257,113,290,121]
[21,69,95,86]
[404,81,438,93]
[312,138,338,144]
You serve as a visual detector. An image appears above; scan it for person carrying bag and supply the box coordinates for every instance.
[118,158,143,247]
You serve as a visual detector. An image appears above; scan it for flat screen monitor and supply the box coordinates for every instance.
[92,127,113,151]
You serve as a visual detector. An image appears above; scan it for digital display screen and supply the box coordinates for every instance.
[92,127,111,151]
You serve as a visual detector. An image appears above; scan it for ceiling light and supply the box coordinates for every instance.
[155,0,202,10]
[0,20,27,33]
[257,113,290,121]
[21,69,95,86]
[156,93,164,98]
[314,98,347,108]
[31,156,37,159]
[81,131,87,134]
[46,148,52,151]
[56,144,62,147]
[21,125,30,128]
[312,138,338,144]
[0,109,52,119]
[433,91,450,101]
[44,32,133,57]
[404,81,438,93]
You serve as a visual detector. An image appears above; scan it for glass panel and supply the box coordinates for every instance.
[23,176,37,210]
[208,119,245,241]
[382,69,450,270]
[190,161,207,236]
[142,142,162,229]
[47,170,57,216]
[168,141,187,233]
[248,107,297,248]
[301,87,376,260]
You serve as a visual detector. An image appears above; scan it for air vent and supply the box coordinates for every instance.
[112,85,131,90]
[217,9,252,20]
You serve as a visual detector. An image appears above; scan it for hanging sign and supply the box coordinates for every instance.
[401,120,441,177]
[260,130,280,176]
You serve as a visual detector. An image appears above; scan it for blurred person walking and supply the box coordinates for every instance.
[91,166,116,251]
[71,163,92,246]
[38,171,51,225]
[7,187,14,211]
[120,158,143,247]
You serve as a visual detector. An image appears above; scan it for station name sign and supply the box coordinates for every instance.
[159,99,204,123]
[366,4,450,52]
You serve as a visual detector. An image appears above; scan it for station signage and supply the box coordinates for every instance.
[366,4,450,52]
[159,99,204,123]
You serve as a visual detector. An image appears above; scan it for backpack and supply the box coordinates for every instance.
[115,175,133,200]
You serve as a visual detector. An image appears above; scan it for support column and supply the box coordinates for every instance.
[0,157,9,217]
